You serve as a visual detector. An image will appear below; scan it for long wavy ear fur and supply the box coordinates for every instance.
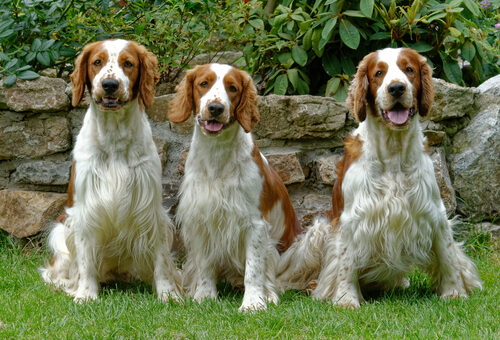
[168,68,196,123]
[138,44,160,110]
[346,52,375,122]
[236,70,259,132]
[70,41,100,107]
[418,55,434,117]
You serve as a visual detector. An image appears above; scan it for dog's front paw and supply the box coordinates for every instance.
[239,295,267,313]
[73,288,98,304]
[332,291,361,309]
[157,290,183,303]
[439,283,468,299]
[193,286,217,303]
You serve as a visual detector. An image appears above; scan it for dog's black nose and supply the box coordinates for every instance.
[102,78,119,94]
[208,102,225,117]
[388,82,406,98]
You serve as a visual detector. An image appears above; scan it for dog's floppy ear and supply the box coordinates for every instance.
[235,70,259,133]
[138,44,160,110]
[346,52,375,122]
[168,68,196,123]
[418,54,434,117]
[70,41,100,107]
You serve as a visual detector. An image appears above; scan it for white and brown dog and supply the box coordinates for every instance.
[40,39,181,302]
[280,48,482,307]
[168,64,301,311]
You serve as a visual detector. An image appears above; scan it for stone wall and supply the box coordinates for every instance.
[1,73,499,238]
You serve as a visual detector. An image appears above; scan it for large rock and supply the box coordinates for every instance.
[255,95,347,139]
[0,190,67,238]
[429,78,478,121]
[315,154,343,185]
[450,104,500,218]
[294,193,331,228]
[476,74,500,108]
[0,114,71,160]
[147,94,174,122]
[0,76,70,112]
[429,147,456,216]
[11,161,72,186]
[265,151,305,185]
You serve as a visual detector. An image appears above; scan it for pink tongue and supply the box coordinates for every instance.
[387,109,410,125]
[205,121,223,132]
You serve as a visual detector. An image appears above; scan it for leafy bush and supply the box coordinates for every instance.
[237,0,500,98]
[0,0,243,87]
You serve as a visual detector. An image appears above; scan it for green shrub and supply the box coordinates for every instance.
[237,0,500,98]
[0,0,243,87]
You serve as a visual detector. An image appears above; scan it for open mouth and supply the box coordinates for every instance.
[197,116,230,135]
[381,103,415,127]
[99,97,126,109]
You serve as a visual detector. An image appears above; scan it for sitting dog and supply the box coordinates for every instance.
[168,64,301,311]
[40,39,180,302]
[280,48,482,307]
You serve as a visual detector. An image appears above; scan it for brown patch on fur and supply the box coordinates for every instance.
[168,65,213,123]
[128,42,160,109]
[56,161,76,223]
[70,41,107,107]
[397,48,434,116]
[326,135,363,224]
[252,144,301,252]
[347,52,378,122]
[230,69,259,132]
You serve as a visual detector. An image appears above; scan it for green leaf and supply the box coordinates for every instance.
[321,17,337,41]
[41,39,56,51]
[342,10,365,18]
[4,58,18,70]
[448,27,461,38]
[17,70,40,80]
[296,78,309,95]
[339,19,360,50]
[333,83,348,101]
[440,53,462,84]
[291,45,307,66]
[341,56,356,75]
[409,42,434,53]
[287,68,300,90]
[25,52,36,63]
[312,28,324,57]
[31,38,42,52]
[370,31,391,40]
[274,74,288,95]
[322,53,341,76]
[463,0,480,16]
[249,19,265,31]
[461,41,475,62]
[277,52,294,68]
[360,0,374,17]
[2,74,16,87]
[325,77,341,96]
[59,46,76,57]
[15,65,32,72]
[36,52,51,66]
[302,28,313,51]
[0,29,14,39]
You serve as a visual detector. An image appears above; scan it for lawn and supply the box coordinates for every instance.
[0,231,498,339]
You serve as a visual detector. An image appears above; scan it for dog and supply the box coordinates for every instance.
[168,63,301,311]
[40,39,181,302]
[280,48,482,307]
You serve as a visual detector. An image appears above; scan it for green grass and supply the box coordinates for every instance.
[0,231,498,339]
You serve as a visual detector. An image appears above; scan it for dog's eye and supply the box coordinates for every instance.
[406,67,414,73]
[375,71,382,77]
[93,60,101,66]
[200,81,209,87]
[228,85,238,93]
[123,61,133,68]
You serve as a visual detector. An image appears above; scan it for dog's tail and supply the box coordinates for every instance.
[277,217,331,291]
